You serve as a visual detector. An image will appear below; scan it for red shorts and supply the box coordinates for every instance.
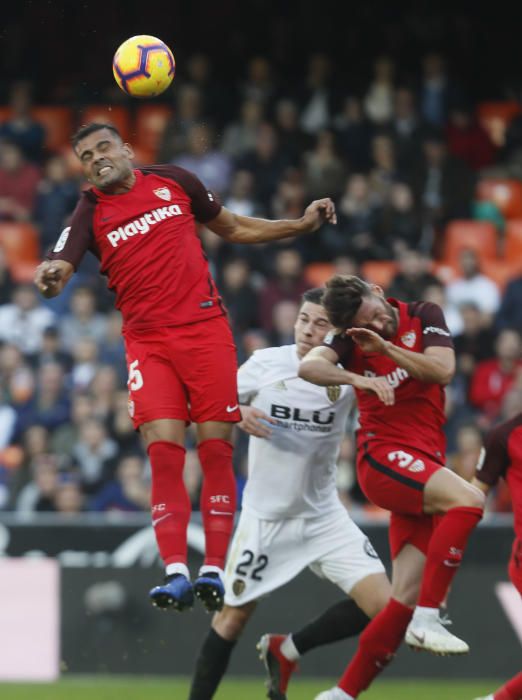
[357,440,444,558]
[123,314,241,429]
[509,537,522,595]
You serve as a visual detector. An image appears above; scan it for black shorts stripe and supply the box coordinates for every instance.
[363,451,425,491]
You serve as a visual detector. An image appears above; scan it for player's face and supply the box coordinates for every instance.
[294,301,332,358]
[352,293,398,338]
[75,129,134,190]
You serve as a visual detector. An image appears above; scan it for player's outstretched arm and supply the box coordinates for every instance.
[299,346,394,405]
[206,199,336,244]
[34,259,74,298]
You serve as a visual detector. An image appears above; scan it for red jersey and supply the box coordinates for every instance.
[47,165,223,330]
[324,299,454,458]
[475,413,522,539]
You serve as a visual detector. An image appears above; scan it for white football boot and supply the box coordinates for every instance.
[314,688,353,700]
[405,611,469,655]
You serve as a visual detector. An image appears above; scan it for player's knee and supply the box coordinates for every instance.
[212,605,250,641]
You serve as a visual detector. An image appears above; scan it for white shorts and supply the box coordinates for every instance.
[223,507,385,606]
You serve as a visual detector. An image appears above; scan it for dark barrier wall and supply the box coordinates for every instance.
[0,514,519,679]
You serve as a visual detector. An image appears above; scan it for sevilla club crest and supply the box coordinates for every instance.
[153,187,172,201]
[400,331,416,348]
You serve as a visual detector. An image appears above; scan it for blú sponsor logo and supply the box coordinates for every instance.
[107,205,183,247]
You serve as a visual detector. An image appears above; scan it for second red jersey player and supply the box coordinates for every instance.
[34,122,337,614]
[299,275,485,700]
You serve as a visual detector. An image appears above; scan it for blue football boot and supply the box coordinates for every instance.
[194,571,225,612]
[149,573,194,612]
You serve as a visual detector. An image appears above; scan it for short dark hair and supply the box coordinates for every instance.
[71,122,122,149]
[322,275,372,329]
[301,287,325,306]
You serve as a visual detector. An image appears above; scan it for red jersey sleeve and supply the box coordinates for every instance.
[140,165,222,223]
[410,302,454,349]
[475,421,511,486]
[322,331,355,368]
[46,191,98,270]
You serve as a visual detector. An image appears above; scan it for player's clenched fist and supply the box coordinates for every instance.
[34,259,73,298]
[301,198,337,232]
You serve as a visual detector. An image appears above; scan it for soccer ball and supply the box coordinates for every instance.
[112,35,175,98]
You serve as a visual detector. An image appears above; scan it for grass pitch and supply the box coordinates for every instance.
[0,676,498,699]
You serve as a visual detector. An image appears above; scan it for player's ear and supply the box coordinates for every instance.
[370,283,384,297]
[123,143,134,160]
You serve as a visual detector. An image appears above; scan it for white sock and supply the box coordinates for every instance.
[280,634,300,661]
[198,565,224,578]
[412,605,439,623]
[166,562,190,579]
[335,689,353,700]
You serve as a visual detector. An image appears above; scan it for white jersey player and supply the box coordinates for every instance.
[188,288,391,700]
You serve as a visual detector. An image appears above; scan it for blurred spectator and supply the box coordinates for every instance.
[363,56,395,125]
[495,275,522,332]
[406,129,476,251]
[219,257,260,332]
[15,454,61,513]
[0,386,16,449]
[72,417,118,494]
[50,393,94,456]
[0,284,55,354]
[107,390,142,455]
[33,154,78,253]
[90,454,149,512]
[445,101,497,171]
[418,52,455,128]
[158,84,204,161]
[388,86,426,173]
[325,174,382,261]
[333,95,374,173]
[59,286,107,352]
[89,365,122,420]
[453,302,496,383]
[446,249,501,322]
[239,123,291,209]
[30,325,72,372]
[258,248,308,331]
[0,141,41,221]
[0,247,16,301]
[239,56,275,108]
[269,299,300,346]
[174,122,233,197]
[422,281,464,336]
[368,132,402,205]
[303,130,346,200]
[0,343,35,407]
[469,329,522,425]
[98,310,127,383]
[221,98,264,159]
[70,337,99,391]
[182,53,224,125]
[0,82,45,163]
[15,362,70,437]
[387,249,440,301]
[274,98,310,166]
[224,170,264,218]
[299,53,335,135]
[375,181,422,255]
[448,423,484,483]
[53,474,85,515]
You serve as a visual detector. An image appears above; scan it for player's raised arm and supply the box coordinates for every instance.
[299,346,394,405]
[205,199,337,244]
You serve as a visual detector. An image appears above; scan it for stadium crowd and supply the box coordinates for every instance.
[0,47,521,520]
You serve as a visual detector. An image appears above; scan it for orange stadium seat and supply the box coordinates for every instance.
[504,219,522,261]
[78,105,132,142]
[475,178,522,220]
[304,262,335,286]
[9,261,38,283]
[134,104,173,156]
[477,100,522,146]
[442,220,498,267]
[481,259,522,291]
[360,261,398,290]
[31,106,73,151]
[0,222,39,266]
[0,107,12,123]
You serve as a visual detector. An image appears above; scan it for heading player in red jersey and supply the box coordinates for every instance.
[34,122,336,614]
[297,275,485,700]
[472,413,522,700]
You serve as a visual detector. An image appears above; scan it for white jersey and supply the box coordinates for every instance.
[238,344,354,519]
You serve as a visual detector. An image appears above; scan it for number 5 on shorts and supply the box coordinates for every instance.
[128,359,144,391]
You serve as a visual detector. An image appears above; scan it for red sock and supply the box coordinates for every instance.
[495,672,522,700]
[198,439,237,569]
[148,441,190,566]
[338,598,413,697]
[417,506,482,607]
